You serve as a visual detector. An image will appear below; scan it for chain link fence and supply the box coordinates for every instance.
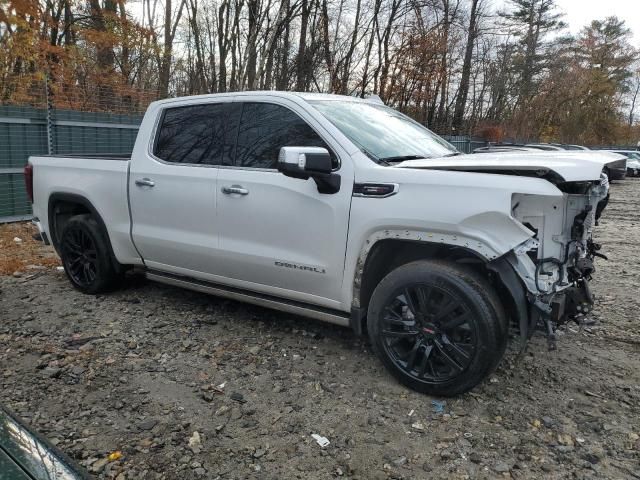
[0,78,156,222]
[441,135,487,154]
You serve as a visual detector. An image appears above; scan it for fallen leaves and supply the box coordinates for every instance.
[0,222,60,275]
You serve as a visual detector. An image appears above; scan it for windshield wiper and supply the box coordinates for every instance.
[378,154,427,164]
[442,151,462,157]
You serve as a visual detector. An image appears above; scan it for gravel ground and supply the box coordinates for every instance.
[1,178,639,480]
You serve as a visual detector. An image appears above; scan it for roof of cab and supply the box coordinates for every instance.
[148,91,369,109]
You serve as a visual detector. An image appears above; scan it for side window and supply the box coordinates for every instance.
[154,103,239,165]
[235,102,337,169]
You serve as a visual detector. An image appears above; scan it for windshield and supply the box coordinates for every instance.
[309,100,458,163]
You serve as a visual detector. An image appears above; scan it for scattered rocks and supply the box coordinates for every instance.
[494,461,511,473]
[188,431,202,453]
[541,416,555,428]
[137,419,158,431]
[230,392,246,403]
[248,345,260,355]
[42,367,62,378]
[90,457,109,473]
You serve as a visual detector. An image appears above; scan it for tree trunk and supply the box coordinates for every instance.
[452,0,480,130]
[296,0,310,91]
[246,0,258,89]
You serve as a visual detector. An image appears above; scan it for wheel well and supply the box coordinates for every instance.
[47,193,124,272]
[357,239,523,334]
[49,199,92,250]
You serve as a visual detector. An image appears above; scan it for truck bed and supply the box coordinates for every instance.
[29,154,141,266]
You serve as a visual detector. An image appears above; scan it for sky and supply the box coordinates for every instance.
[551,0,640,45]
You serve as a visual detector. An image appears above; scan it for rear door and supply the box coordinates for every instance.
[129,99,240,274]
[215,99,354,308]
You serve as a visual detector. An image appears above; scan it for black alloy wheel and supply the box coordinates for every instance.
[367,260,507,396]
[380,284,476,383]
[59,214,121,294]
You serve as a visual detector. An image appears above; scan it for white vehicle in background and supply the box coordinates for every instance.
[26,92,611,396]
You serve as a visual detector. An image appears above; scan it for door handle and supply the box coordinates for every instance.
[135,178,155,187]
[222,185,249,196]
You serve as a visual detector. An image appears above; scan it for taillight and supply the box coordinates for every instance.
[24,163,34,203]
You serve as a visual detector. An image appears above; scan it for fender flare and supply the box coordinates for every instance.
[487,252,530,342]
[352,229,500,309]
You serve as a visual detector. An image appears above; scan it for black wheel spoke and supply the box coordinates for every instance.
[417,344,434,377]
[382,328,420,338]
[442,334,473,360]
[440,312,470,331]
[87,263,96,282]
[403,288,418,316]
[62,225,99,288]
[70,261,83,277]
[82,263,90,283]
[434,339,464,372]
[433,297,459,323]
[404,340,422,370]
[384,306,405,323]
[69,257,83,267]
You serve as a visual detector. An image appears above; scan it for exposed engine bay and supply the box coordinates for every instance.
[509,173,610,348]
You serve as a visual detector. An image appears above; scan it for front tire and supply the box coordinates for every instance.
[59,214,120,294]
[367,260,507,396]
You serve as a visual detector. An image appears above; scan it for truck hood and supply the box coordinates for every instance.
[396,151,625,183]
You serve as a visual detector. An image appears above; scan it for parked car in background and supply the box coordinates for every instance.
[0,405,88,479]
[628,159,640,176]
[591,151,627,180]
[523,143,566,151]
[606,150,640,177]
[27,92,613,396]
[474,143,589,154]
[473,144,539,154]
[549,144,590,151]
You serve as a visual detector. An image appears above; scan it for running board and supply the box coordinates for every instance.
[146,270,351,327]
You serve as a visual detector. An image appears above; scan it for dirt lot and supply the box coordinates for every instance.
[1,179,639,480]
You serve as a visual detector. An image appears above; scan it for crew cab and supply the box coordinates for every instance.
[26,92,612,396]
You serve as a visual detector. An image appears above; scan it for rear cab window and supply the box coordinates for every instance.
[153,103,240,165]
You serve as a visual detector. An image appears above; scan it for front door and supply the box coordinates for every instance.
[215,100,354,308]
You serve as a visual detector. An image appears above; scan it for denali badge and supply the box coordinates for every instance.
[275,261,326,274]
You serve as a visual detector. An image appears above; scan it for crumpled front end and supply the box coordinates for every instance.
[507,174,609,347]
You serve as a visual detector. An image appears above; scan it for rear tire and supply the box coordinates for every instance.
[367,260,507,396]
[59,214,121,294]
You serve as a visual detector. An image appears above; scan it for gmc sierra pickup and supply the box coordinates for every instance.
[27,92,616,396]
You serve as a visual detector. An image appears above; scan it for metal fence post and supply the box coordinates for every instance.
[45,75,54,155]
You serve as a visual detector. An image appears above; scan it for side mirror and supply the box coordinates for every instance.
[278,146,332,178]
[277,146,340,194]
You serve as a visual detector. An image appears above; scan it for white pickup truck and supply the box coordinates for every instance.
[26,92,615,396]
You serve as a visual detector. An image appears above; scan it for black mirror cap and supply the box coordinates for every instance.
[304,151,332,175]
